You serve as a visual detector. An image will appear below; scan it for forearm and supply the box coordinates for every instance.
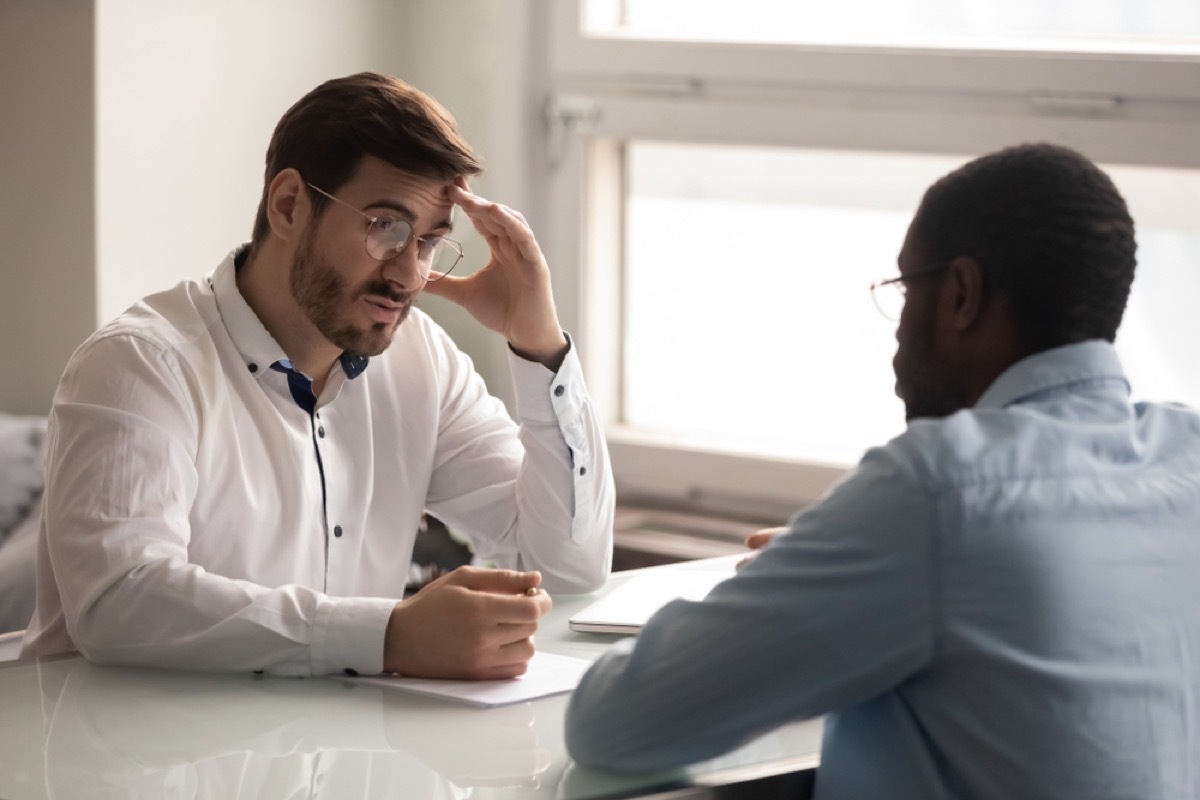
[566,454,940,772]
[427,336,614,594]
[506,341,614,593]
[565,585,807,772]
[56,548,393,675]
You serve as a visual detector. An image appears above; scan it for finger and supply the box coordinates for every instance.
[746,526,787,550]
[477,591,550,625]
[419,272,467,302]
[488,204,543,263]
[450,185,508,234]
[448,566,542,594]
[494,620,540,644]
[469,640,536,680]
[453,187,537,251]
[494,636,537,667]
[477,661,530,681]
[458,204,506,240]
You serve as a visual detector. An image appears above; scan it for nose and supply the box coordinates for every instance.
[380,242,427,293]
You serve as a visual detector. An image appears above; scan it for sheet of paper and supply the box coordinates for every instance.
[342,651,592,708]
[569,561,738,634]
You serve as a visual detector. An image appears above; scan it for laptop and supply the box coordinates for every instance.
[568,556,739,634]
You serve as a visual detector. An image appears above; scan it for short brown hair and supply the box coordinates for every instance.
[249,72,482,252]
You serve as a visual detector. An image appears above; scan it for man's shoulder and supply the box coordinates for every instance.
[73,277,219,371]
[876,407,1033,490]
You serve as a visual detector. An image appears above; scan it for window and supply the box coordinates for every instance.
[583,0,1200,52]
[544,1,1200,518]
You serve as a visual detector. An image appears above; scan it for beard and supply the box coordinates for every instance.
[290,230,413,358]
[894,312,969,422]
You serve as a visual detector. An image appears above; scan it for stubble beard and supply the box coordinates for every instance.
[898,316,968,422]
[290,232,413,358]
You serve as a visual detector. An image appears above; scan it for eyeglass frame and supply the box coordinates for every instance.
[304,181,464,281]
[869,260,954,320]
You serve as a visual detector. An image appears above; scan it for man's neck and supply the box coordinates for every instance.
[236,248,339,385]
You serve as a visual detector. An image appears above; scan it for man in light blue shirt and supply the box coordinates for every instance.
[565,143,1200,799]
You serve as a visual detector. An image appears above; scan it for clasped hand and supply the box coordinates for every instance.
[384,566,551,680]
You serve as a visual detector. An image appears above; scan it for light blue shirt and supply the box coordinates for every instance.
[566,341,1200,799]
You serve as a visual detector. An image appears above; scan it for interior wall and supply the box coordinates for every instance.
[0,1,97,415]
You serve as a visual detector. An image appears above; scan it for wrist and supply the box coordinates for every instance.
[509,333,569,372]
[383,600,412,675]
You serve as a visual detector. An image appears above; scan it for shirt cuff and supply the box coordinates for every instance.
[310,596,396,676]
[509,332,583,424]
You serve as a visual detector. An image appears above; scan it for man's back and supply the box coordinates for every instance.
[567,342,1200,799]
[820,340,1200,798]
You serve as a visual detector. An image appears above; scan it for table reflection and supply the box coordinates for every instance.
[14,658,555,798]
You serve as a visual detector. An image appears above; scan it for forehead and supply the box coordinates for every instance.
[897,216,929,272]
[340,155,454,217]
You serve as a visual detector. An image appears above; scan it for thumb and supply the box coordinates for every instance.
[448,566,541,594]
[421,273,469,304]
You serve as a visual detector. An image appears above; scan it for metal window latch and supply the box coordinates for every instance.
[544,94,602,170]
[1029,93,1125,117]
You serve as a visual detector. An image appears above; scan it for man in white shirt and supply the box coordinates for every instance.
[21,72,615,678]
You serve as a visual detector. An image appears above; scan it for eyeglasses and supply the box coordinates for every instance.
[305,182,463,282]
[869,261,952,320]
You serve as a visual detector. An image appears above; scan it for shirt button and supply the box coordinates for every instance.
[247,363,258,373]
[333,525,343,538]
[554,385,565,397]
[579,466,587,476]
[318,426,326,438]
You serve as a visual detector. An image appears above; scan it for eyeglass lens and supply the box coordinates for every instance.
[871,280,906,320]
[365,217,462,279]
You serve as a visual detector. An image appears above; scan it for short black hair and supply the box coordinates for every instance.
[911,142,1137,353]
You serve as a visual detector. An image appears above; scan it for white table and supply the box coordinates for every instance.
[0,559,822,799]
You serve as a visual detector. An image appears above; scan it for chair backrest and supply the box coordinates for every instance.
[0,629,25,662]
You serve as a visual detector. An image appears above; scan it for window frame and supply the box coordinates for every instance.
[541,0,1200,515]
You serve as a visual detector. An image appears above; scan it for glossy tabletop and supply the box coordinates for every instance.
[0,558,822,799]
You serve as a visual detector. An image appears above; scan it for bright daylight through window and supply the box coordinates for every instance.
[624,144,1200,466]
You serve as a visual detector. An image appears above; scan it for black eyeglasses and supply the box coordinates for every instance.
[305,182,463,282]
[869,261,952,320]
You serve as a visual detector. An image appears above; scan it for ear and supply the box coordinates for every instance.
[945,256,986,332]
[265,168,309,244]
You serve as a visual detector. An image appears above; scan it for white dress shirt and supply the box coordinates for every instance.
[22,248,614,675]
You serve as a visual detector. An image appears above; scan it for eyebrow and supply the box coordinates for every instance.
[365,199,453,233]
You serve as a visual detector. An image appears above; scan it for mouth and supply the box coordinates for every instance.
[362,294,408,325]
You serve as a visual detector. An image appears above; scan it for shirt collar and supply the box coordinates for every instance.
[975,340,1131,410]
[209,245,370,382]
